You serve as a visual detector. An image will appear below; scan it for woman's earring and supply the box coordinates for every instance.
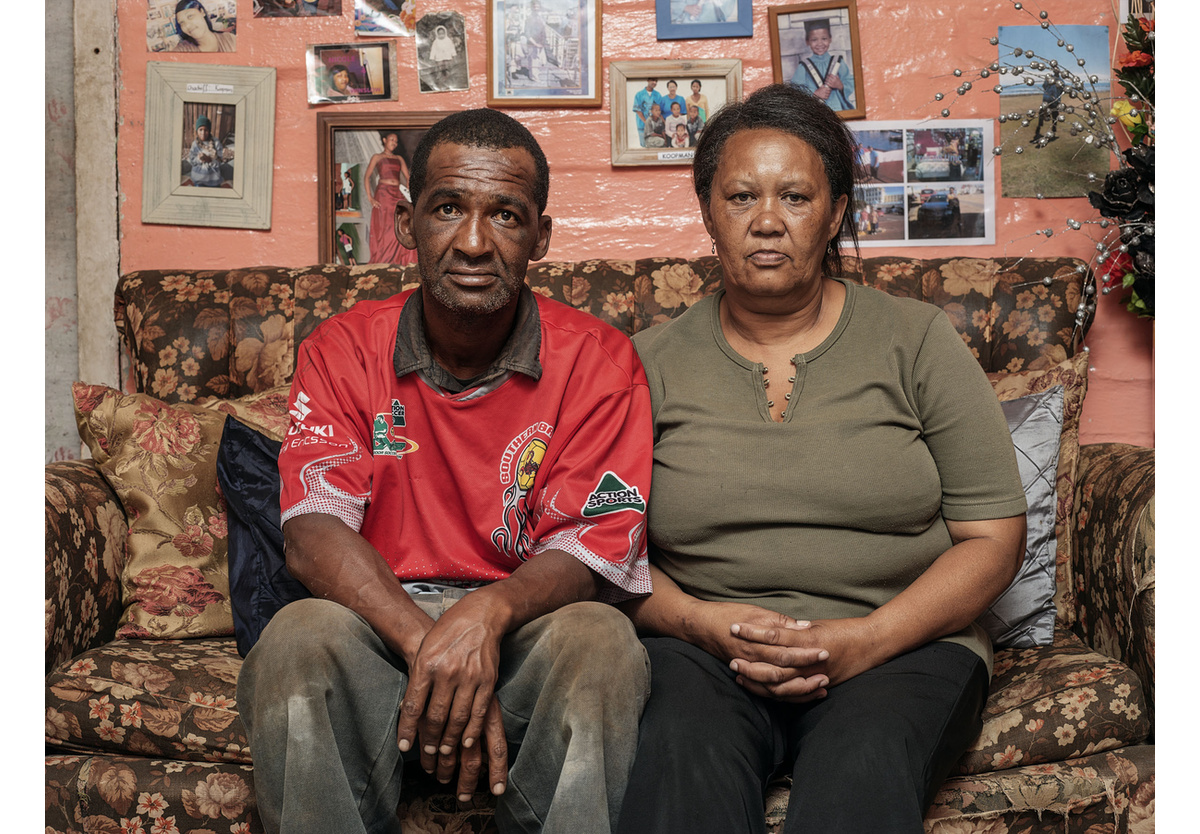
[711,239,716,255]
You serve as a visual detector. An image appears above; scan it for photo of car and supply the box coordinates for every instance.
[917,191,957,226]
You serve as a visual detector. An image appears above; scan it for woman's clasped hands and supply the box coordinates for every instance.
[722,610,885,702]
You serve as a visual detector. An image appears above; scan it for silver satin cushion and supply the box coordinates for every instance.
[978,385,1064,648]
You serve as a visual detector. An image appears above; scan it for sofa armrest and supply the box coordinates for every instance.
[1070,443,1155,724]
[45,460,127,674]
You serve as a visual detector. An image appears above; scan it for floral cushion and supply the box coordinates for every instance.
[115,259,1089,408]
[765,745,1155,834]
[45,461,127,673]
[45,752,505,834]
[987,352,1089,627]
[73,384,291,639]
[47,638,250,765]
[46,754,260,834]
[955,627,1148,775]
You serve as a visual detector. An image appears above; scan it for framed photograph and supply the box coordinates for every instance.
[354,0,415,36]
[416,11,469,93]
[768,1,865,120]
[487,0,601,108]
[307,42,397,104]
[655,0,752,40]
[317,112,443,265]
[142,62,275,229]
[253,0,342,17]
[848,120,995,248]
[610,59,741,167]
[146,0,238,53]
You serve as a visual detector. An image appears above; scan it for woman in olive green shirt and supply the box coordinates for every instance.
[616,84,1026,834]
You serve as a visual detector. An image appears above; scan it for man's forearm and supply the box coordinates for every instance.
[283,513,433,662]
[464,548,602,637]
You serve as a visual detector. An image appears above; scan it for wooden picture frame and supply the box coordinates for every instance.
[610,59,742,167]
[768,1,866,120]
[487,0,601,108]
[655,0,753,40]
[316,111,442,265]
[142,62,275,229]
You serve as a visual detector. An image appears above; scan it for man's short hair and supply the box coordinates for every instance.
[409,109,550,214]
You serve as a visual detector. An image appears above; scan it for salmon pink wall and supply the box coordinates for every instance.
[114,0,1153,446]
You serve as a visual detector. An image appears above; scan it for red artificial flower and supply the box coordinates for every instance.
[1101,251,1134,286]
[1119,51,1154,68]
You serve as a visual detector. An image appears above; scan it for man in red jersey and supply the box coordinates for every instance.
[239,109,652,834]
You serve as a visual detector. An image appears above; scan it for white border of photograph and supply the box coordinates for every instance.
[850,119,995,248]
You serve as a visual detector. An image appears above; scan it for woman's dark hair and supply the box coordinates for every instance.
[175,1,214,45]
[693,83,861,278]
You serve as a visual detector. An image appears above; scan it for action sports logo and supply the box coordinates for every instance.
[582,472,645,517]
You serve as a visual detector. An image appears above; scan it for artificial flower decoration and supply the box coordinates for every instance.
[1086,14,1154,317]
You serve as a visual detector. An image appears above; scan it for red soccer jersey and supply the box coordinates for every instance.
[279,290,652,601]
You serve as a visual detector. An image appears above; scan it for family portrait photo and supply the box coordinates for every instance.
[610,60,741,166]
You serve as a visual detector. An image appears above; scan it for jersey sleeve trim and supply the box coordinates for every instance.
[534,519,651,604]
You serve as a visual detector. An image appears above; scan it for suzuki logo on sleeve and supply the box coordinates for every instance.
[290,391,313,423]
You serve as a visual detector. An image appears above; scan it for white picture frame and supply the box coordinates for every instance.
[142,62,276,229]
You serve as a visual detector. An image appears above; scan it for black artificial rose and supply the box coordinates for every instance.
[1130,273,1154,316]
[1089,167,1142,219]
[1123,144,1153,177]
[1133,245,1154,281]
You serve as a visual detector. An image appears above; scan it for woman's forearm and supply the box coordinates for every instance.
[864,514,1025,664]
[618,562,693,636]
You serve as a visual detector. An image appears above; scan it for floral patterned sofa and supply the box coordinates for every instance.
[46,257,1154,834]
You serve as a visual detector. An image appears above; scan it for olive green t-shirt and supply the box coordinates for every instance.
[632,281,1026,672]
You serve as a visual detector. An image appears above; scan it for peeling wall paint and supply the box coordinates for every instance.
[97,0,1151,446]
[46,0,80,462]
